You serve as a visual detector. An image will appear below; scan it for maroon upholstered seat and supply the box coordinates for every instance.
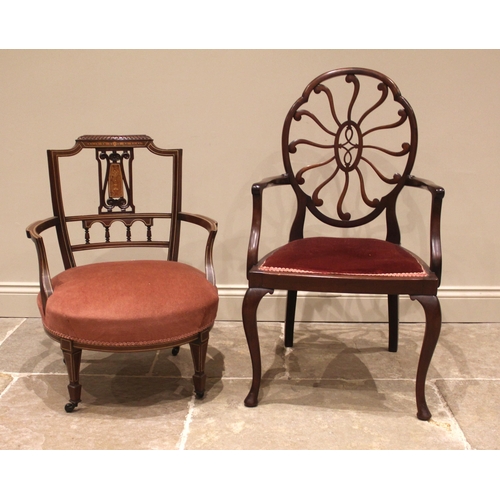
[27,135,218,413]
[259,237,427,277]
[242,68,444,421]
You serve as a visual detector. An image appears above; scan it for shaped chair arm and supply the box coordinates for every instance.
[179,212,218,286]
[247,173,291,275]
[405,175,445,285]
[26,217,59,312]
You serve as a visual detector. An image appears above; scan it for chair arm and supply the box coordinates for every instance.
[26,217,59,312]
[405,175,445,285]
[179,212,218,286]
[247,173,291,275]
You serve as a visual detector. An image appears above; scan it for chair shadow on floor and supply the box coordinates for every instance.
[35,345,225,417]
[256,326,435,415]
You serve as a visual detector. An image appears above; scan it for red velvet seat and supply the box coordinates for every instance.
[242,68,444,420]
[27,135,218,412]
[259,237,427,277]
[40,261,218,347]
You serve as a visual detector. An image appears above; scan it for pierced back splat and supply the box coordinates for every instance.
[98,148,135,213]
[283,68,417,229]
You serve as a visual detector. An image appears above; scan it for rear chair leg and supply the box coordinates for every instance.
[284,290,297,348]
[60,339,82,413]
[388,294,399,352]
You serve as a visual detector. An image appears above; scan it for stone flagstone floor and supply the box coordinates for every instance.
[0,318,499,450]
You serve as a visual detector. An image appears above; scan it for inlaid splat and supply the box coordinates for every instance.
[98,149,134,213]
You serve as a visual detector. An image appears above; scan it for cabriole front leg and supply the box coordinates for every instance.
[410,294,442,421]
[242,287,272,407]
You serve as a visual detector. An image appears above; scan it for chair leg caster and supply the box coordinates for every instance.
[195,391,205,399]
[65,402,78,413]
[172,346,180,356]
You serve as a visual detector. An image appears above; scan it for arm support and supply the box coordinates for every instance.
[405,175,445,285]
[26,217,59,313]
[247,173,291,275]
[179,212,218,286]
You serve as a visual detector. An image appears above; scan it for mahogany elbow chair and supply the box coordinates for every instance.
[242,68,445,420]
[27,135,219,412]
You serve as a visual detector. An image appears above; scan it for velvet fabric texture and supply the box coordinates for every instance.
[38,260,219,347]
[259,237,427,277]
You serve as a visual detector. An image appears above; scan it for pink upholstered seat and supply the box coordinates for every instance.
[39,260,219,349]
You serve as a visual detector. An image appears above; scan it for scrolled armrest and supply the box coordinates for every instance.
[179,212,218,285]
[247,173,291,275]
[405,175,445,284]
[406,175,445,197]
[251,173,291,195]
[26,217,59,312]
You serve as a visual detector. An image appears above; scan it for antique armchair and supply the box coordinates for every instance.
[27,135,219,412]
[242,68,444,420]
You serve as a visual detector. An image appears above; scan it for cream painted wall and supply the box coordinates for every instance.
[1,50,499,321]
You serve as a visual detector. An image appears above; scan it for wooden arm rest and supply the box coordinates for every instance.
[251,173,291,195]
[26,217,59,312]
[26,216,59,239]
[406,175,445,197]
[405,175,445,284]
[247,174,292,275]
[179,212,218,286]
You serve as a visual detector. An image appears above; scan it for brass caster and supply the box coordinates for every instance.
[65,402,78,413]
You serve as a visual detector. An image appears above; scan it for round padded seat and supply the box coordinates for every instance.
[38,260,219,349]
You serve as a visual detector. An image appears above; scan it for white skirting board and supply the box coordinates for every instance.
[2,282,500,323]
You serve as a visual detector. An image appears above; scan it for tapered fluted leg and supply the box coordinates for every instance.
[189,329,210,399]
[388,294,399,352]
[284,290,298,348]
[411,294,442,421]
[60,339,82,413]
[242,287,272,407]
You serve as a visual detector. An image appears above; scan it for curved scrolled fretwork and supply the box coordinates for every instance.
[283,68,418,226]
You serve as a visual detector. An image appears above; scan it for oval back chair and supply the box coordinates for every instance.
[242,69,444,420]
